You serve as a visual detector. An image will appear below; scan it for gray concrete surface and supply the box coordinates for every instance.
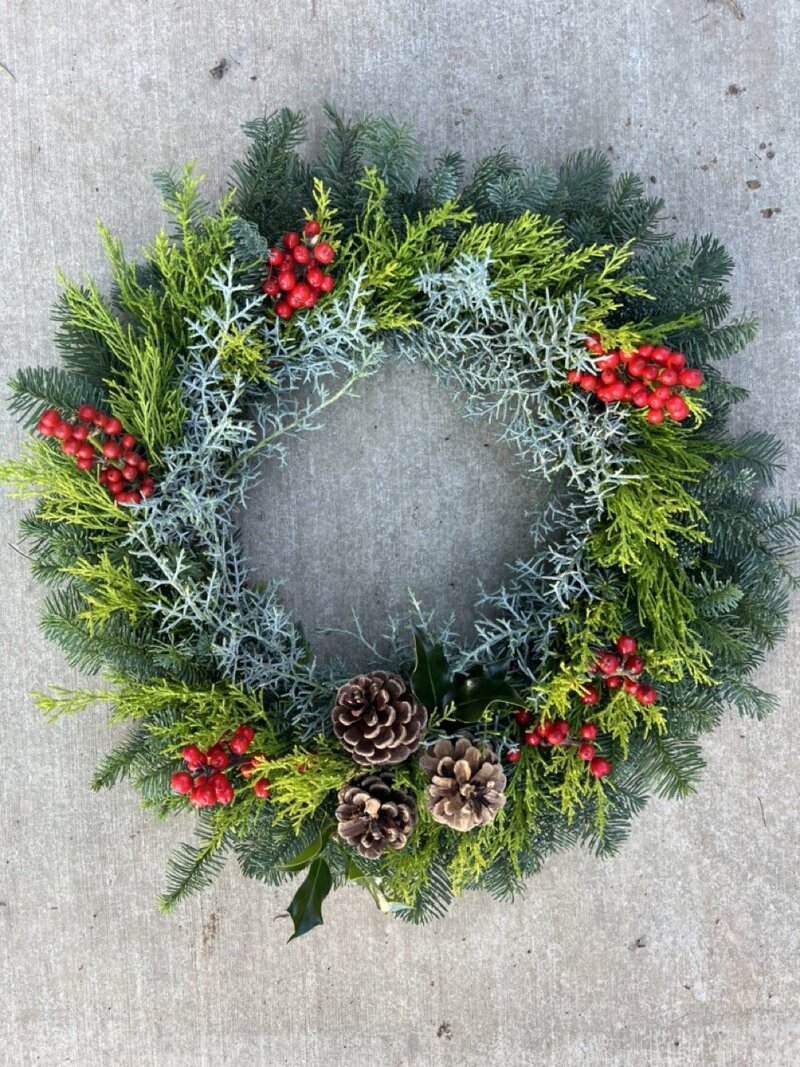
[1,1,798,1064]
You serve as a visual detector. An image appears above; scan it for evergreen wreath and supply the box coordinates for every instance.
[4,106,798,940]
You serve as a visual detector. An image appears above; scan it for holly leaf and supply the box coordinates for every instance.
[410,630,452,712]
[286,857,333,942]
[275,820,335,873]
[446,673,524,723]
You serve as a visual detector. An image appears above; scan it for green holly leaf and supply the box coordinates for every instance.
[286,856,333,942]
[410,629,452,712]
[445,673,523,723]
[276,820,335,873]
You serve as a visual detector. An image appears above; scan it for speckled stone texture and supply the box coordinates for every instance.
[1,2,798,1064]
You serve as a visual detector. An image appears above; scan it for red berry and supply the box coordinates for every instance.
[524,731,541,746]
[268,247,285,266]
[288,282,313,309]
[567,369,582,384]
[579,373,599,392]
[122,464,139,482]
[637,344,654,357]
[103,441,122,459]
[181,744,206,769]
[624,655,644,674]
[631,390,650,408]
[597,652,620,675]
[69,424,89,442]
[577,743,596,761]
[514,708,531,726]
[319,275,335,292]
[137,458,149,473]
[105,417,123,435]
[506,749,521,763]
[623,678,641,697]
[616,635,637,656]
[229,734,251,756]
[313,242,335,265]
[76,457,94,471]
[253,778,272,798]
[589,757,612,778]
[303,219,321,237]
[679,368,704,389]
[628,357,647,378]
[77,404,96,422]
[62,438,80,455]
[668,351,686,370]
[597,353,620,370]
[94,412,109,429]
[292,245,311,266]
[190,783,217,808]
[637,686,658,705]
[666,395,689,421]
[216,785,235,805]
[171,771,194,794]
[275,301,293,320]
[606,380,627,401]
[306,265,324,289]
[283,231,300,250]
[278,270,297,291]
[206,746,230,770]
[600,368,617,386]
[106,467,122,484]
[77,443,94,461]
[140,480,155,498]
[646,408,664,424]
[53,422,73,440]
[208,771,231,794]
[545,720,569,745]
[261,278,280,297]
[578,723,598,740]
[651,346,670,364]
[605,675,622,689]
[658,368,678,387]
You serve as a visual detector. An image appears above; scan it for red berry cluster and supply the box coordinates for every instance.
[581,635,657,707]
[509,710,611,778]
[568,338,704,424]
[36,404,154,506]
[261,220,336,321]
[170,725,271,807]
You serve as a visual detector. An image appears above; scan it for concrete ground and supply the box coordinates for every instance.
[1,1,798,1064]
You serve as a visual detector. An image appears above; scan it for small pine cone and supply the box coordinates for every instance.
[332,671,427,767]
[335,772,417,860]
[419,736,506,832]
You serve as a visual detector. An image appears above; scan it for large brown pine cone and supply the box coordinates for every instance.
[335,772,417,860]
[418,736,507,832]
[331,671,427,767]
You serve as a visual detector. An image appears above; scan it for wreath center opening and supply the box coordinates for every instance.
[239,355,537,667]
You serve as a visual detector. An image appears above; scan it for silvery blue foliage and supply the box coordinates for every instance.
[123,254,639,729]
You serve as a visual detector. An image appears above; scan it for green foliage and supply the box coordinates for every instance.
[339,169,473,329]
[231,109,311,238]
[60,551,154,635]
[0,439,131,539]
[411,630,522,723]
[158,818,233,912]
[284,856,334,941]
[264,739,354,834]
[8,365,106,429]
[57,164,234,462]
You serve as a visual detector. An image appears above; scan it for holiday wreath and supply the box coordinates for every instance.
[4,107,798,938]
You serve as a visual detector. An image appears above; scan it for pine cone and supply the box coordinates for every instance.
[335,772,417,860]
[419,736,506,832]
[332,671,427,767]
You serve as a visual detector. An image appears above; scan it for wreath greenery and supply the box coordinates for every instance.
[4,106,797,938]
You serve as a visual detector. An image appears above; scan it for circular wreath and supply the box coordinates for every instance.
[4,107,797,939]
